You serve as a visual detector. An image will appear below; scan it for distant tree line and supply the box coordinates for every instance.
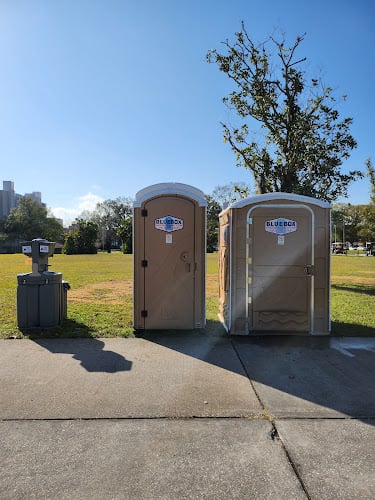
[64,197,133,255]
[1,172,374,255]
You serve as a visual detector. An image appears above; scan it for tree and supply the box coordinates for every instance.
[89,197,133,251]
[205,195,222,252]
[366,158,375,204]
[331,203,366,244]
[211,182,251,209]
[357,205,375,243]
[117,218,133,254]
[205,185,252,252]
[63,219,98,254]
[358,159,375,242]
[4,197,63,242]
[207,23,362,202]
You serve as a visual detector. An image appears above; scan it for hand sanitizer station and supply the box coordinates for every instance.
[218,193,331,335]
[133,183,206,331]
[17,238,70,329]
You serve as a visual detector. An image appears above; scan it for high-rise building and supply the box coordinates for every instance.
[0,181,16,218]
[0,181,44,218]
[24,191,42,204]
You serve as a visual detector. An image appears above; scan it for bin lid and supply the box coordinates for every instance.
[42,271,62,283]
[17,272,62,284]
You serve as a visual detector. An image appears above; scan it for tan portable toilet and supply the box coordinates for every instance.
[218,193,331,335]
[133,183,206,330]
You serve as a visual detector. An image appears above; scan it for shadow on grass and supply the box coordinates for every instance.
[20,318,98,339]
[331,283,375,296]
[331,321,375,336]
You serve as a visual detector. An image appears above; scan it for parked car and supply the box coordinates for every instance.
[331,242,348,255]
[366,242,375,256]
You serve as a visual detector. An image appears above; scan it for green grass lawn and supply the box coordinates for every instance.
[0,252,374,338]
[330,255,375,335]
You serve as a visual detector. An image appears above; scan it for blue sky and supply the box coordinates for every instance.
[0,0,374,225]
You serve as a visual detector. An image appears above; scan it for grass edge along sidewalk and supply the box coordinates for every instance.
[0,252,374,339]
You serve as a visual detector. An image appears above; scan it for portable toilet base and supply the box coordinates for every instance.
[219,193,331,335]
[133,183,206,330]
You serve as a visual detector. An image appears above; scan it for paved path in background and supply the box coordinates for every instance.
[0,335,374,499]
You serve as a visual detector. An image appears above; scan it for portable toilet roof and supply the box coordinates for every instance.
[134,183,207,207]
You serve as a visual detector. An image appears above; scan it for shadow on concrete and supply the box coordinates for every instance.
[137,322,246,373]
[232,335,375,423]
[34,338,133,373]
[140,327,375,423]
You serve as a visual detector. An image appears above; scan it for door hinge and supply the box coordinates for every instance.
[141,260,148,267]
[141,310,148,318]
[141,209,148,217]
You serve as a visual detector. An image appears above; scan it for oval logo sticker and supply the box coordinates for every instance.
[155,215,184,233]
[265,218,297,235]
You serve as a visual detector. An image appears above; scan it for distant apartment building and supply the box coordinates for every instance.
[0,180,45,218]
[24,191,42,204]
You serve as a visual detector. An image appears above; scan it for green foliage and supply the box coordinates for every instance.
[63,219,98,254]
[332,203,375,243]
[366,158,375,203]
[206,220,218,253]
[88,197,133,250]
[4,197,64,242]
[117,218,133,254]
[205,195,221,252]
[206,184,251,253]
[211,182,251,208]
[358,204,375,242]
[207,23,362,202]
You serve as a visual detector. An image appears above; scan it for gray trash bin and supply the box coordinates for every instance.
[17,238,70,329]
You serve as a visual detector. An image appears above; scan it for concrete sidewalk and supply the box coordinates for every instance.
[0,334,374,499]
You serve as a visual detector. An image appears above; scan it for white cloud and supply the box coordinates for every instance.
[77,192,104,212]
[51,192,104,227]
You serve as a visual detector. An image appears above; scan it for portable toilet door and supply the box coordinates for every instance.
[219,193,331,335]
[133,183,206,330]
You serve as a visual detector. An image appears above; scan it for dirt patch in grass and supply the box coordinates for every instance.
[69,275,219,304]
[206,275,218,297]
[69,279,133,304]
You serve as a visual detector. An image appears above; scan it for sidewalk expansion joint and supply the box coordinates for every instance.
[273,415,375,420]
[0,415,269,422]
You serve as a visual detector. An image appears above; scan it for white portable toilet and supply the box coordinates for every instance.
[133,183,206,330]
[218,193,331,335]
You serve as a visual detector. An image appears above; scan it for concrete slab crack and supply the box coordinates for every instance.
[230,337,312,499]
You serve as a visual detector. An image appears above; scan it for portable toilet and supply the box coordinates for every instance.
[133,183,206,330]
[218,193,331,335]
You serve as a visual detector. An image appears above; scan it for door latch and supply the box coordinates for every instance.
[304,265,314,276]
